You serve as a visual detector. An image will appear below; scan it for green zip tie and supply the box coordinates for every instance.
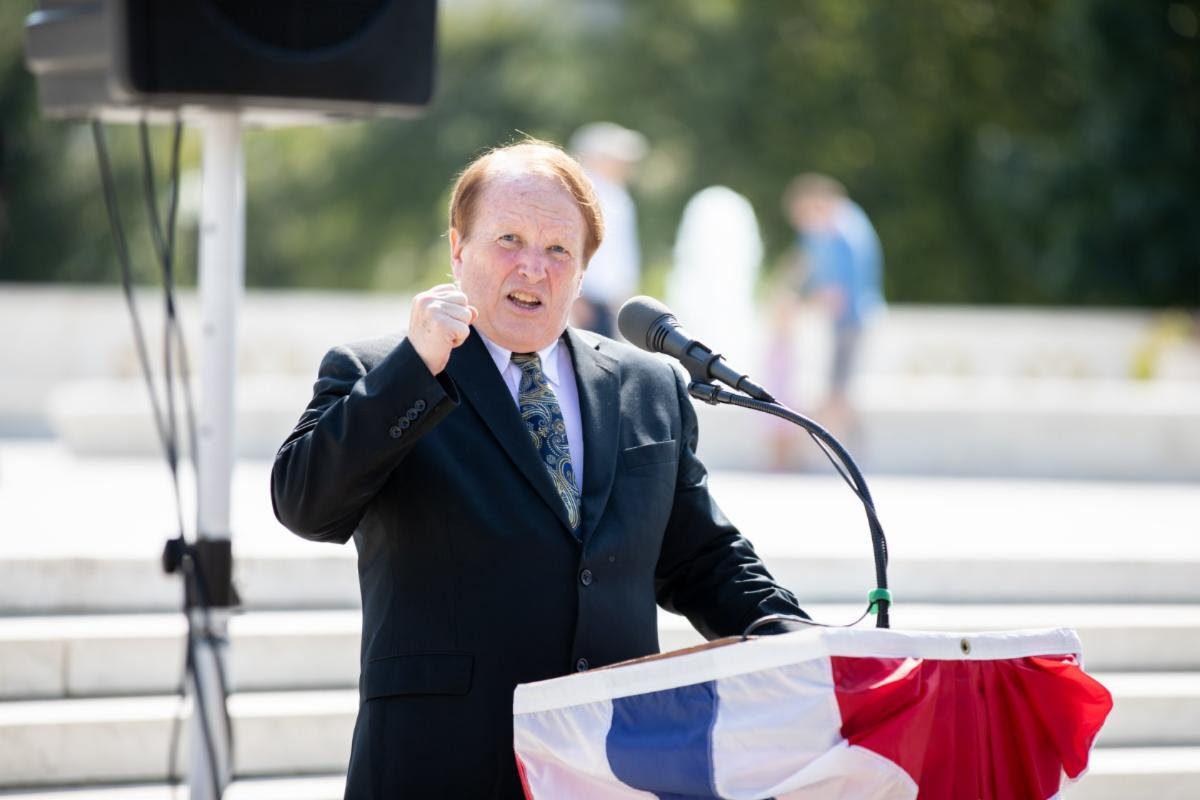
[868,588,893,614]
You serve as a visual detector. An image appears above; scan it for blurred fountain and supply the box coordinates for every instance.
[666,186,764,372]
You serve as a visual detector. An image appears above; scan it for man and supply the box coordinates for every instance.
[568,121,646,338]
[784,174,884,450]
[272,139,804,798]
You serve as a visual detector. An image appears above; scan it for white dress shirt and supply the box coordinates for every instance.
[476,330,585,488]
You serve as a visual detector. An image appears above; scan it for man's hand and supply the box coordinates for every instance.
[409,283,478,375]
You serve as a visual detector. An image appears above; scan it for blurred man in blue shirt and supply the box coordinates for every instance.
[786,174,884,444]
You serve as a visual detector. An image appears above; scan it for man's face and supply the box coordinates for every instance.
[450,174,587,353]
[790,194,837,234]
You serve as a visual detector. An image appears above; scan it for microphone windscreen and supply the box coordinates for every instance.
[617,295,674,353]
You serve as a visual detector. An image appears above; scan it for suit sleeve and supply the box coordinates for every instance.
[271,337,459,544]
[653,367,807,639]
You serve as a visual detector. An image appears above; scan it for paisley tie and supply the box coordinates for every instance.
[511,352,581,534]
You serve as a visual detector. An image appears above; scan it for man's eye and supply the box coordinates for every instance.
[548,245,569,256]
[499,234,518,244]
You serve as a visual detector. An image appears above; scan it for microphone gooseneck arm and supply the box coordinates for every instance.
[689,381,892,630]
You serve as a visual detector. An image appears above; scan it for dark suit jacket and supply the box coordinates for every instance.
[271,327,802,799]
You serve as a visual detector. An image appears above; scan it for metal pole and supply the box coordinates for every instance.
[190,110,244,800]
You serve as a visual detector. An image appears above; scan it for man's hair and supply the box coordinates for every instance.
[449,137,605,263]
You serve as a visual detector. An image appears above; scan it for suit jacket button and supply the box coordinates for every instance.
[406,408,419,421]
[388,426,403,439]
[414,399,427,412]
[398,417,411,430]
[575,658,589,672]
[579,569,593,586]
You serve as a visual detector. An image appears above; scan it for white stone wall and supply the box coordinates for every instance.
[0,284,409,438]
[1,283,1197,478]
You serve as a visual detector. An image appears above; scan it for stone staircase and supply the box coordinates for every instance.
[1,443,1198,797]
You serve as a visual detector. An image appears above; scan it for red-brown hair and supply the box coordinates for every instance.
[449,138,605,263]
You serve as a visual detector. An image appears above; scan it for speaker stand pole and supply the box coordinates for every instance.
[190,109,244,800]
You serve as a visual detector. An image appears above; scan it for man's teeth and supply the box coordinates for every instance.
[509,293,540,306]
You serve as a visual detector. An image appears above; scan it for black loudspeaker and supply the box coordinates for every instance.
[25,0,437,121]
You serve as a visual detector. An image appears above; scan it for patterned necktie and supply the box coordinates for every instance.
[511,352,581,533]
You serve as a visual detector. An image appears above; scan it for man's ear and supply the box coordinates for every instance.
[573,259,587,298]
[449,228,464,280]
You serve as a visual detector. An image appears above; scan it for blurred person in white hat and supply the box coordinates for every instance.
[569,122,648,338]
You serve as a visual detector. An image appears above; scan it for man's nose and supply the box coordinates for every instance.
[516,252,550,282]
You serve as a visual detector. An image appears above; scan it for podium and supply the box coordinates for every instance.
[514,628,1112,799]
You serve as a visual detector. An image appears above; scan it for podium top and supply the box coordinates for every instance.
[515,627,1082,715]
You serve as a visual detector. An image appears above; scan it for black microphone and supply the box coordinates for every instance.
[617,295,775,402]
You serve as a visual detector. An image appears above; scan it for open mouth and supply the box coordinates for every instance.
[508,291,542,310]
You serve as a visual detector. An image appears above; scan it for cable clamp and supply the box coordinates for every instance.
[868,588,892,614]
[162,536,240,610]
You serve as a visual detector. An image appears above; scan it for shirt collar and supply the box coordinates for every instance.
[476,328,566,389]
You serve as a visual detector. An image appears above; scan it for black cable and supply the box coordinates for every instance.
[138,121,186,543]
[722,392,888,570]
[139,121,199,465]
[91,122,171,455]
[806,429,863,503]
[140,121,226,794]
[690,382,891,628]
[94,119,229,796]
[183,554,226,796]
[741,606,876,638]
[165,554,235,795]
[138,122,201,789]
[166,636,188,787]
[162,123,199,473]
[98,118,190,791]
[185,549,237,765]
[138,120,234,796]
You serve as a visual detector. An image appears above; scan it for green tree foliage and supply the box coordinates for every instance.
[0,1,199,285]
[1,0,1196,306]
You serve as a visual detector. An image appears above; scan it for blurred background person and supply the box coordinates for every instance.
[666,185,764,372]
[784,173,885,451]
[569,121,647,338]
[763,257,806,470]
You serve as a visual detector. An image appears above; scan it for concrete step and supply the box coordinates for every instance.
[0,774,347,799]
[0,748,1197,800]
[5,605,1200,702]
[1067,747,1200,799]
[0,556,361,615]
[0,611,359,701]
[4,443,1198,610]
[1,674,1197,787]
[1094,672,1200,747]
[5,552,1200,616]
[0,690,355,788]
[0,749,1197,798]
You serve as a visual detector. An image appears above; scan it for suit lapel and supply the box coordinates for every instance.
[564,328,620,541]
[446,329,573,533]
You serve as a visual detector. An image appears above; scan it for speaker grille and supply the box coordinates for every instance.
[122,0,436,109]
[207,0,387,52]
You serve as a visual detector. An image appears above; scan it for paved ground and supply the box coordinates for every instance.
[1,439,1198,798]
[2,438,1196,563]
